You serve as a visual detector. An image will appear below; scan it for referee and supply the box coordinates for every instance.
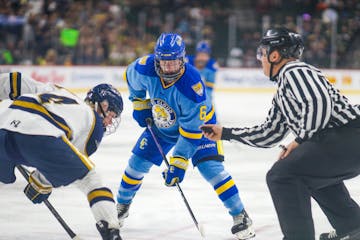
[202,27,360,240]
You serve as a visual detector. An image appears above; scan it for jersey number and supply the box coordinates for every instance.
[200,106,206,120]
[39,93,79,105]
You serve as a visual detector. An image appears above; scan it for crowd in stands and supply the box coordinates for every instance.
[0,0,359,68]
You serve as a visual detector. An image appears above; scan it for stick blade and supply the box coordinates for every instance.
[198,223,206,238]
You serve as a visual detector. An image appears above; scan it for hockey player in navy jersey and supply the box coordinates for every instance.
[116,33,255,239]
[0,72,123,240]
[187,40,218,102]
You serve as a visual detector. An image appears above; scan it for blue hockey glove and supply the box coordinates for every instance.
[132,98,152,127]
[162,156,189,187]
[24,171,52,204]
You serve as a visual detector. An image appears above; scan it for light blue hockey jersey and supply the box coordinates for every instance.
[124,54,216,159]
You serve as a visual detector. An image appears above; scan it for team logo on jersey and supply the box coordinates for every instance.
[151,98,176,128]
[139,137,148,150]
[191,82,204,96]
[10,120,21,127]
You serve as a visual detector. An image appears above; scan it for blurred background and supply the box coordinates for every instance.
[0,0,359,69]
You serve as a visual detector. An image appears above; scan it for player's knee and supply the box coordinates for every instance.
[197,160,224,181]
[128,154,153,173]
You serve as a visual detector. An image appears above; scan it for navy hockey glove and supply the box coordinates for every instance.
[162,156,189,187]
[24,171,52,204]
[132,98,152,127]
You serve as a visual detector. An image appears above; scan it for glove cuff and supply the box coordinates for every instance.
[133,99,152,110]
[29,171,52,194]
[170,156,189,170]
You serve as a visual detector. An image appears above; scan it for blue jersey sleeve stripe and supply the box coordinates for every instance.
[179,127,203,139]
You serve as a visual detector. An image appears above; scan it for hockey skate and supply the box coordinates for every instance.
[231,209,255,240]
[319,227,360,240]
[96,220,122,240]
[117,203,130,227]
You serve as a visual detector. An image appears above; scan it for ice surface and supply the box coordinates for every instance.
[1,91,359,240]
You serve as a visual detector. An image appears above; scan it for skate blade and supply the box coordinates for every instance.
[234,226,256,240]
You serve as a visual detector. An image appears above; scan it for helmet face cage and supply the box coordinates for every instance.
[257,27,304,61]
[154,33,185,82]
[85,84,123,135]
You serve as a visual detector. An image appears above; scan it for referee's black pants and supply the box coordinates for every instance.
[266,121,360,240]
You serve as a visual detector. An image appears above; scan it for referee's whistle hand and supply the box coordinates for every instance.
[278,141,299,160]
[200,124,222,141]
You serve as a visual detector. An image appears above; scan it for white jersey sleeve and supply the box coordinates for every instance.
[0,87,101,156]
[0,72,56,100]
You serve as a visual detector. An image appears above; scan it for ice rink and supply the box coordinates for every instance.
[1,90,360,240]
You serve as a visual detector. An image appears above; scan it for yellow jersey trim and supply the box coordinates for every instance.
[179,127,203,139]
[61,136,95,170]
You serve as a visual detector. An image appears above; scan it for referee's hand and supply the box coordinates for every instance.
[279,140,299,160]
[201,124,222,141]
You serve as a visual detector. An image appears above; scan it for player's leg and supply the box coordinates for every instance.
[0,130,17,184]
[116,154,153,226]
[116,129,173,226]
[194,139,255,239]
[14,133,121,240]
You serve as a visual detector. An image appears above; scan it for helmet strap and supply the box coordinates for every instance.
[95,102,107,118]
[267,51,283,82]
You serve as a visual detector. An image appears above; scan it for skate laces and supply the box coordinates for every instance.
[117,203,130,218]
[233,210,251,226]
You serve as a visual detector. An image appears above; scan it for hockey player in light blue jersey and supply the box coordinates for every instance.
[187,40,218,102]
[0,72,123,240]
[116,33,255,239]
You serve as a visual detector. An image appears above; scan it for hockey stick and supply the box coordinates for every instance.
[145,118,205,237]
[16,165,81,240]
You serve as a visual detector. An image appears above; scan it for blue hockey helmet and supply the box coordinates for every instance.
[85,83,123,134]
[154,33,186,82]
[196,40,211,54]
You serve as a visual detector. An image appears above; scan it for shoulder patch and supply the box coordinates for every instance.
[191,82,204,96]
[175,64,206,103]
[134,54,157,77]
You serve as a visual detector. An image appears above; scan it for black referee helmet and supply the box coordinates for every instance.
[257,27,304,60]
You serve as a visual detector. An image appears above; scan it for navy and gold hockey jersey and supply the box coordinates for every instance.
[0,72,103,156]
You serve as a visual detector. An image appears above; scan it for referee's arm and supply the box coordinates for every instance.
[221,99,290,148]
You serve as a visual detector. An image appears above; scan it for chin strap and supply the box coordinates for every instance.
[267,54,283,82]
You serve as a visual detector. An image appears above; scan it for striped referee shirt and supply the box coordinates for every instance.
[222,60,360,147]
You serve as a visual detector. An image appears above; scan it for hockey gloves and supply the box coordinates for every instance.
[132,98,152,127]
[162,156,189,187]
[24,171,52,204]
